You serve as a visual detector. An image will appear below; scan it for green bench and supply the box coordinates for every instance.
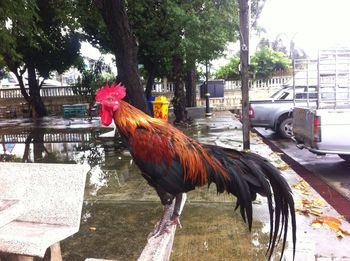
[62,104,87,117]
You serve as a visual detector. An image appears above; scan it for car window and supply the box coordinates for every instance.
[295,93,305,99]
[277,92,290,99]
[270,89,285,99]
[295,93,317,99]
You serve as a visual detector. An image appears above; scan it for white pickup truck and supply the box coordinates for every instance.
[292,49,350,162]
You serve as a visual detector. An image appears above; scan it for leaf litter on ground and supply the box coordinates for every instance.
[292,178,350,238]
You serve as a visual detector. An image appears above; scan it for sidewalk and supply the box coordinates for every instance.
[181,110,350,261]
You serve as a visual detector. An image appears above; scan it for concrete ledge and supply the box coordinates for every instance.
[138,194,187,261]
[85,259,116,261]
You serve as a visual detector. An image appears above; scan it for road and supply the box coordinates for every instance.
[255,127,350,220]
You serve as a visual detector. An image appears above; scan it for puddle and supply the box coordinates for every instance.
[60,201,163,261]
[0,116,285,260]
[171,203,280,261]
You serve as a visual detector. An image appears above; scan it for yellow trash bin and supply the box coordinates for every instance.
[152,96,169,121]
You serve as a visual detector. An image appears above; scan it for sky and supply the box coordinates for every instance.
[80,0,350,70]
[256,0,350,57]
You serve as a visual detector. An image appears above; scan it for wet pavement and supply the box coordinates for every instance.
[254,127,350,222]
[1,112,350,260]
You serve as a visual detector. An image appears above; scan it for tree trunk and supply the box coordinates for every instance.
[27,64,47,118]
[95,0,149,114]
[11,65,47,118]
[145,64,156,100]
[172,56,187,124]
[185,68,197,107]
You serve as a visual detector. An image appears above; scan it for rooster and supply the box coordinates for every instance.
[96,83,296,260]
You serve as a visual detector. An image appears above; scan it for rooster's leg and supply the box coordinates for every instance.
[148,184,175,237]
[151,194,187,237]
[150,201,174,238]
[150,193,187,237]
[169,193,185,228]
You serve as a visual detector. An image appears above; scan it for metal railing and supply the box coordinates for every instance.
[293,49,350,109]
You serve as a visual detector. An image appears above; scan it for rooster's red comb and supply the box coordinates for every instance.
[95,83,126,102]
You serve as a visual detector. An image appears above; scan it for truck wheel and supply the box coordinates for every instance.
[339,154,350,162]
[278,117,293,139]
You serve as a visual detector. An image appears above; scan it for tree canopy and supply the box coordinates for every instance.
[1,0,267,119]
[215,47,292,80]
[250,47,292,79]
[0,0,83,117]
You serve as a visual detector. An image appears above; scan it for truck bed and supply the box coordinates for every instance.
[293,107,350,154]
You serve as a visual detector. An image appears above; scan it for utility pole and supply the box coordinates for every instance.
[239,0,250,150]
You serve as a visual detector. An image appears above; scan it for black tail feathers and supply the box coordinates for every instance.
[206,146,296,260]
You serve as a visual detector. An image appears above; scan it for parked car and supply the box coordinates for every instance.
[249,85,317,138]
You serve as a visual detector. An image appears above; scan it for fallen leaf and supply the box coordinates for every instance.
[310,208,323,216]
[89,227,97,231]
[336,230,344,238]
[311,222,322,228]
[318,215,342,225]
[313,198,326,207]
[311,215,350,237]
[340,228,350,235]
[296,198,324,216]
[277,164,291,171]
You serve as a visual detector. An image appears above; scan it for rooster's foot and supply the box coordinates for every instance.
[169,214,182,228]
[149,204,173,238]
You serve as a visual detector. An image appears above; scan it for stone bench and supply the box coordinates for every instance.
[0,163,88,260]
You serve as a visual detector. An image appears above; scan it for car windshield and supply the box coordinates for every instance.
[270,88,287,99]
[270,87,294,100]
[270,86,318,100]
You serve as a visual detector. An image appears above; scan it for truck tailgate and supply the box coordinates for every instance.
[293,107,314,146]
[294,107,350,152]
[316,109,350,151]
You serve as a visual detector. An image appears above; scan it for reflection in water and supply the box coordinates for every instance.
[22,128,48,162]
[1,123,277,260]
[0,127,105,164]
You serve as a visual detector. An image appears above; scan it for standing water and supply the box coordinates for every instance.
[0,115,282,260]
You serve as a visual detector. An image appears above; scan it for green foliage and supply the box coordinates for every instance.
[215,47,292,81]
[0,0,38,64]
[250,47,291,79]
[73,58,116,102]
[74,0,112,52]
[126,0,240,79]
[76,0,265,81]
[0,0,82,78]
[215,57,240,80]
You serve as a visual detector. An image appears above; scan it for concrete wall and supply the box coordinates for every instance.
[0,96,90,118]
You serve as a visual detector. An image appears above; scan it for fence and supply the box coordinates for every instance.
[0,131,93,144]
[0,76,291,99]
[0,86,79,99]
[150,76,291,93]
[0,76,291,117]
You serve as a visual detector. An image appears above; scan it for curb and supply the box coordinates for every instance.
[255,130,350,223]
